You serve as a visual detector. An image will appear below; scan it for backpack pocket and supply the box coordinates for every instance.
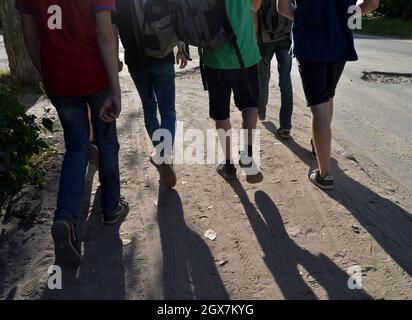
[141,4,179,59]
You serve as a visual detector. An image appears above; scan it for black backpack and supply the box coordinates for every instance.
[258,0,293,41]
[128,0,250,92]
[129,0,244,58]
[168,0,249,91]
[130,0,180,59]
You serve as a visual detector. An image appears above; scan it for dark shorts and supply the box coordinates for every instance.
[298,59,346,106]
[204,64,260,121]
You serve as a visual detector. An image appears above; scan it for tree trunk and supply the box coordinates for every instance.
[0,0,39,87]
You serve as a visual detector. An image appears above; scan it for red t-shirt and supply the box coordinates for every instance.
[15,0,115,97]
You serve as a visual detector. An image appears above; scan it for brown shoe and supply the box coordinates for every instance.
[150,152,177,188]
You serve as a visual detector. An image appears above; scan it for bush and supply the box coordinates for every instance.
[377,0,412,20]
[358,17,412,38]
[0,77,51,206]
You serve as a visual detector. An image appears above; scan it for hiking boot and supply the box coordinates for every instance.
[308,169,335,190]
[150,152,177,188]
[103,198,129,225]
[217,163,238,181]
[239,152,263,184]
[277,128,291,140]
[51,219,81,268]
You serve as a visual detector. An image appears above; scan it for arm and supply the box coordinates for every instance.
[96,11,122,122]
[20,13,42,74]
[112,24,119,59]
[251,0,262,12]
[112,24,124,72]
[176,43,188,69]
[357,0,380,14]
[277,0,296,21]
[251,0,262,33]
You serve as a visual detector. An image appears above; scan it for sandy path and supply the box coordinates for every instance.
[0,63,412,300]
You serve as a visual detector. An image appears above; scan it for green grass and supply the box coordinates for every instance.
[356,17,412,39]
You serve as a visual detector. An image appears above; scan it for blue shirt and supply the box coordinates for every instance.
[292,0,359,62]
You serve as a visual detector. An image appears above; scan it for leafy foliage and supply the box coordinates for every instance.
[377,0,412,20]
[0,75,53,206]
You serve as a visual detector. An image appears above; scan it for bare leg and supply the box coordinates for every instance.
[88,105,100,170]
[242,107,258,154]
[311,102,332,177]
[328,98,334,125]
[216,119,232,162]
[88,106,94,143]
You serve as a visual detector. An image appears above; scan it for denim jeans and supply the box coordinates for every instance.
[130,63,176,152]
[258,39,294,130]
[50,88,121,223]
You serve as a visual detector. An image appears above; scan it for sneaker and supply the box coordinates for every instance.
[51,219,81,268]
[310,139,317,159]
[217,163,238,181]
[103,198,129,225]
[239,151,253,168]
[277,128,291,140]
[239,152,264,184]
[308,169,335,190]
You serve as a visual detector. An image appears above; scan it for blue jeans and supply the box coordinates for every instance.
[258,39,294,130]
[130,63,176,151]
[50,88,121,223]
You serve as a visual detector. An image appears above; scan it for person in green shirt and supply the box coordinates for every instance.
[203,0,263,183]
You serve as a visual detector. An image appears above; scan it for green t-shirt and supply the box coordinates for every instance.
[202,0,261,69]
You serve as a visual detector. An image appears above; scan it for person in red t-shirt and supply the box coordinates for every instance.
[16,0,129,268]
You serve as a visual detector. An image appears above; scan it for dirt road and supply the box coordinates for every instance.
[1,60,412,300]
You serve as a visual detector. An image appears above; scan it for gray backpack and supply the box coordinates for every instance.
[130,0,243,60]
[130,0,249,92]
[130,0,179,59]
[169,0,234,49]
[168,0,248,90]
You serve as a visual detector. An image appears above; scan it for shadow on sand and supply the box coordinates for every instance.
[157,185,229,300]
[226,176,372,299]
[262,121,412,278]
[42,164,127,300]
